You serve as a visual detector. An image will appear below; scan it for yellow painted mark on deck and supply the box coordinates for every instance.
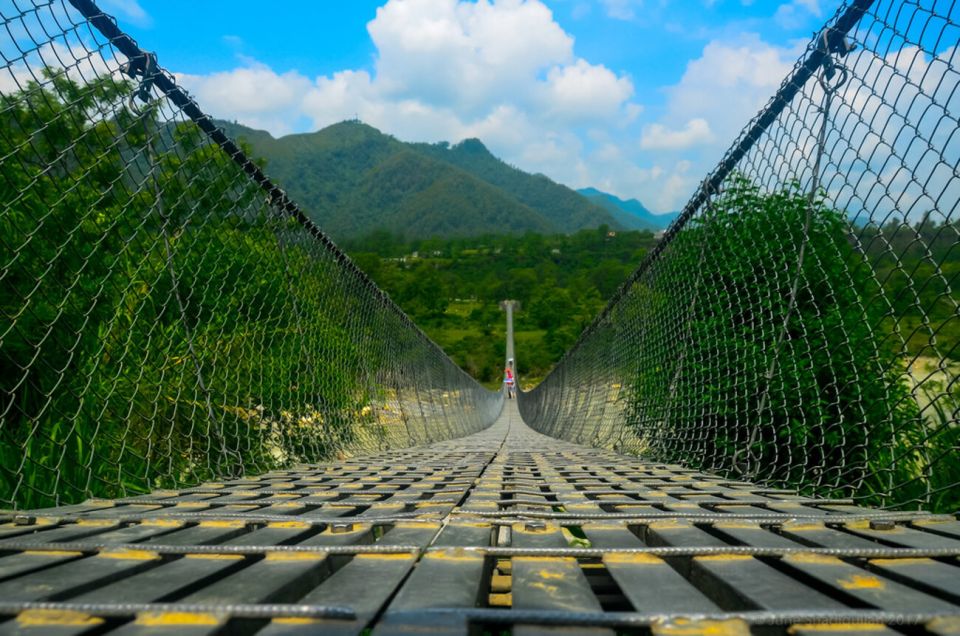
[488,592,512,607]
[838,574,885,590]
[654,618,750,636]
[17,610,103,627]
[97,549,161,560]
[926,617,960,635]
[272,617,320,625]
[869,557,934,567]
[198,519,247,528]
[529,581,559,595]
[184,553,245,560]
[604,552,663,565]
[783,553,843,566]
[136,612,221,626]
[781,523,825,532]
[140,519,183,528]
[425,549,483,562]
[22,550,83,558]
[82,501,116,508]
[75,519,116,527]
[264,551,327,562]
[267,521,312,529]
[491,573,511,591]
[694,554,754,562]
[788,623,886,633]
[354,552,416,561]
[538,568,566,580]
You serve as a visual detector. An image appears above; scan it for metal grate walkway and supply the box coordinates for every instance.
[1,400,959,635]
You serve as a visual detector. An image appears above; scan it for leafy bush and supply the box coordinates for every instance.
[627,177,952,510]
[1,74,364,507]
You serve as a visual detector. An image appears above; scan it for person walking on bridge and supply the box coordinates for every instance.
[504,359,516,399]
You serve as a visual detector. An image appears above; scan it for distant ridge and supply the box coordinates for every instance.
[577,187,679,231]
[215,119,620,239]
[413,138,610,234]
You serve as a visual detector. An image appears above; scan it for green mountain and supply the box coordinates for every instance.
[215,120,618,239]
[413,138,613,233]
[577,187,679,231]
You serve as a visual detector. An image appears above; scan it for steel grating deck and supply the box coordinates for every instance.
[1,402,959,635]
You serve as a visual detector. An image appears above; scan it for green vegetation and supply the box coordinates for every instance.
[859,216,960,361]
[1,74,365,507]
[3,76,956,514]
[217,119,620,240]
[343,227,658,387]
[627,177,959,511]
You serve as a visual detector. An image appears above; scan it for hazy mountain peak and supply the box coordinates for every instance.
[452,138,492,155]
[577,187,679,231]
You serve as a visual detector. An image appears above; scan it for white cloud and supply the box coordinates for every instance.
[367,0,574,115]
[600,0,638,20]
[160,0,953,220]
[174,0,640,191]
[821,44,960,221]
[178,64,313,136]
[618,34,801,210]
[0,41,125,97]
[98,0,152,28]
[640,118,714,150]
[541,59,634,122]
[774,0,821,30]
[662,34,799,145]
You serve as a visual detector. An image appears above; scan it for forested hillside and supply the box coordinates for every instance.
[343,227,660,387]
[412,138,610,233]
[216,119,620,239]
[342,216,960,392]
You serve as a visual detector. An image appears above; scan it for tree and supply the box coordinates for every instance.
[1,74,364,507]
[627,177,934,508]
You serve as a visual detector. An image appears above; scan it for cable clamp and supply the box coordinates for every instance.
[816,29,853,91]
[120,52,159,112]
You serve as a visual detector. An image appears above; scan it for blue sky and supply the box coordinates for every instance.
[99,0,831,212]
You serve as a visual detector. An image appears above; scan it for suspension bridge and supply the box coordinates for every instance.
[1,0,959,633]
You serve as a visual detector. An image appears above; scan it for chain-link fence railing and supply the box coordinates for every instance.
[519,0,960,512]
[0,0,502,510]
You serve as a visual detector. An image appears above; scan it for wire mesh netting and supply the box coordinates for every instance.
[520,0,960,512]
[0,0,502,509]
